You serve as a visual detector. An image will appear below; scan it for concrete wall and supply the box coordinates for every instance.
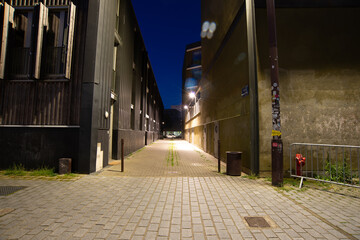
[195,2,360,176]
[185,0,253,172]
[256,8,360,175]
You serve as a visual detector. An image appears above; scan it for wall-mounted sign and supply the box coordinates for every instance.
[271,130,281,137]
[241,85,249,97]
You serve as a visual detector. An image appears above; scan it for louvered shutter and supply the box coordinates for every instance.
[65,2,76,79]
[0,3,15,79]
[34,2,49,79]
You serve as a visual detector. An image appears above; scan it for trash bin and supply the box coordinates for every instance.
[59,158,72,174]
[226,151,242,176]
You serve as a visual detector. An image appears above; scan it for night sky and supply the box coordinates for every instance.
[131,0,201,109]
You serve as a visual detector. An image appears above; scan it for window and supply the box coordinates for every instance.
[0,2,76,80]
[8,9,34,78]
[41,9,67,76]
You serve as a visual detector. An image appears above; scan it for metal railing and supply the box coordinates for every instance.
[290,143,360,188]
[185,100,200,123]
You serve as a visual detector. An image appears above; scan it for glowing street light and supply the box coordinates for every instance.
[184,105,188,110]
[201,21,217,39]
[189,92,196,99]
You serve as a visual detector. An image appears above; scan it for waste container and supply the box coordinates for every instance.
[59,158,72,174]
[226,151,242,176]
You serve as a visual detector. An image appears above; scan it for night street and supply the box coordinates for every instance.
[1,140,359,239]
[1,0,360,239]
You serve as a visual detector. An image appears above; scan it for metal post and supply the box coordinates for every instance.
[246,0,260,175]
[121,138,124,172]
[218,140,221,173]
[266,0,283,186]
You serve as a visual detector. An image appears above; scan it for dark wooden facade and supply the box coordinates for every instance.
[0,0,163,173]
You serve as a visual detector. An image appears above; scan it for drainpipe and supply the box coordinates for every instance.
[246,0,259,175]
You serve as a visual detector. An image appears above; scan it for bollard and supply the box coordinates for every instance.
[121,139,124,172]
[218,140,221,173]
[59,158,71,174]
[226,152,242,176]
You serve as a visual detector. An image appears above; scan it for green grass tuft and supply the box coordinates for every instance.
[4,163,26,176]
[30,167,56,177]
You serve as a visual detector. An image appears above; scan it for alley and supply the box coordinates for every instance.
[99,140,221,177]
[0,140,359,240]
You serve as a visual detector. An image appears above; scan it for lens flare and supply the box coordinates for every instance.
[202,21,210,32]
[209,22,216,33]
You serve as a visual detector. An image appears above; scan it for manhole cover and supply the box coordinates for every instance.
[244,216,271,228]
[0,186,27,196]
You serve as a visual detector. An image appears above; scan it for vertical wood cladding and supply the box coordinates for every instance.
[115,0,163,133]
[1,81,71,125]
[0,0,86,126]
[95,0,116,130]
[0,0,164,129]
[116,0,133,130]
[8,0,70,6]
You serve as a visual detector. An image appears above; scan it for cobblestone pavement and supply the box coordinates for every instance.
[100,140,222,177]
[0,140,359,240]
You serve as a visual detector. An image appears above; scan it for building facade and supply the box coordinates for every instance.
[182,42,202,144]
[163,106,182,138]
[0,0,163,173]
[183,0,360,176]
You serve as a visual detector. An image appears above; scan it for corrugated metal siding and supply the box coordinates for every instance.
[8,0,70,6]
[133,30,143,131]
[95,0,116,130]
[111,0,163,133]
[0,81,71,125]
[117,0,134,130]
[69,0,87,125]
[0,0,87,126]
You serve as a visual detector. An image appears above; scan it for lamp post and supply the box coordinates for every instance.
[266,0,283,187]
[189,91,197,113]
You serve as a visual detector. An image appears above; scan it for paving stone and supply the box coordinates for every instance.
[0,140,359,240]
[181,228,192,238]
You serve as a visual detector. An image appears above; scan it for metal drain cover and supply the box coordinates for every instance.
[244,216,271,228]
[0,186,27,196]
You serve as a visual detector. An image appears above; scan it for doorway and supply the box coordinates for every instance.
[214,122,219,158]
[109,104,114,161]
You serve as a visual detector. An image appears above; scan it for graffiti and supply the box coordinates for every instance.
[271,82,281,135]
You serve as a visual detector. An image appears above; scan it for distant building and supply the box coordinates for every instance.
[170,105,182,113]
[183,0,360,176]
[163,108,182,138]
[0,0,163,173]
[182,41,202,143]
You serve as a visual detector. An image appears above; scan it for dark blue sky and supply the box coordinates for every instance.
[131,0,201,109]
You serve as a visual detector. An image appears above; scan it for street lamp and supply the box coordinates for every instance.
[184,105,188,110]
[201,21,217,39]
[189,92,196,99]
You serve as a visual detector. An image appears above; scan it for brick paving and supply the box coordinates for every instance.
[0,140,359,239]
[101,140,222,177]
